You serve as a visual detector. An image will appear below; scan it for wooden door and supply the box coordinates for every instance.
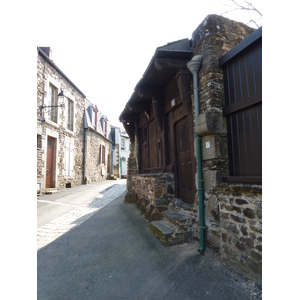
[46,137,55,188]
[175,117,193,203]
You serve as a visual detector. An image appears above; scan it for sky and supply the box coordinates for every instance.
[35,0,262,127]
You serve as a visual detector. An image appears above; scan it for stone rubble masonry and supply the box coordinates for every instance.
[37,52,85,192]
[37,50,111,192]
[124,15,261,285]
[189,15,261,284]
[84,129,112,183]
[125,172,175,219]
[217,184,262,284]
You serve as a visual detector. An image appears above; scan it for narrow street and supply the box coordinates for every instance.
[37,180,262,300]
[37,180,127,250]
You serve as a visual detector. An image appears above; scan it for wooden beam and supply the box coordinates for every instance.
[123,122,136,143]
[154,58,189,72]
[127,101,151,112]
[119,113,139,123]
[136,85,164,99]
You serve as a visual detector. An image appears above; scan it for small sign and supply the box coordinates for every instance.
[171,99,176,107]
[206,141,210,148]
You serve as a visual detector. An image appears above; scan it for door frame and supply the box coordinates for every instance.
[46,136,56,188]
[174,116,195,203]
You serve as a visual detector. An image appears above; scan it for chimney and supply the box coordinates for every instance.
[39,47,53,60]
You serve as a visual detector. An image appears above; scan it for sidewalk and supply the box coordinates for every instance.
[37,182,262,300]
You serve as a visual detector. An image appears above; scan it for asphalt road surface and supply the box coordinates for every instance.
[37,180,262,300]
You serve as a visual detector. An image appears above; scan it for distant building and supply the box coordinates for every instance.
[37,47,112,193]
[84,102,113,183]
[110,126,121,179]
[120,129,130,178]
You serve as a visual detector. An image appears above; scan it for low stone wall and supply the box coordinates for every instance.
[218,184,262,284]
[125,173,175,220]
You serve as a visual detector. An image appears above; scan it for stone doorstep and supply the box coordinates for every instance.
[150,220,174,237]
[107,174,119,180]
[150,210,192,246]
[174,198,194,212]
[150,220,177,246]
[44,189,59,195]
[162,210,190,226]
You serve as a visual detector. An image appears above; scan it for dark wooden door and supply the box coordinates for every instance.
[46,137,54,188]
[175,117,193,203]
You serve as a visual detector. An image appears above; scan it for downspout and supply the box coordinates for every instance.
[186,55,205,254]
[83,108,88,184]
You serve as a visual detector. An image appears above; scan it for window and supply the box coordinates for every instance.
[220,31,262,183]
[99,145,106,164]
[37,134,42,148]
[103,119,107,136]
[103,118,107,137]
[101,116,108,137]
[102,145,106,165]
[67,98,74,131]
[92,109,97,130]
[49,83,58,123]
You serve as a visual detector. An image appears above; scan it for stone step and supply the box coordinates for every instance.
[44,189,59,195]
[107,174,119,180]
[150,211,192,246]
[162,210,190,227]
[150,220,177,246]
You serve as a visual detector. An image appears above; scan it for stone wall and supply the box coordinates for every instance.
[123,15,262,284]
[218,184,262,284]
[190,15,261,284]
[125,172,175,220]
[37,50,85,191]
[85,129,112,183]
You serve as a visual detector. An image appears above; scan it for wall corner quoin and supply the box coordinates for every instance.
[195,111,226,137]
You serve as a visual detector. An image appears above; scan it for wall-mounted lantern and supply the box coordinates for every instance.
[40,90,66,122]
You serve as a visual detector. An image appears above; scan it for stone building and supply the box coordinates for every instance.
[109,126,130,180]
[37,47,112,193]
[110,126,121,179]
[83,101,113,183]
[119,15,262,284]
[120,129,130,178]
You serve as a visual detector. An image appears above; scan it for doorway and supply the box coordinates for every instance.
[46,136,56,188]
[175,117,194,204]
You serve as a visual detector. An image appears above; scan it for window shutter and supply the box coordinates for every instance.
[65,142,74,176]
[69,144,74,173]
[100,145,102,164]
[65,142,70,176]
[102,145,105,165]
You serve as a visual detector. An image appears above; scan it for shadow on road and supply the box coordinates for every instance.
[37,192,262,300]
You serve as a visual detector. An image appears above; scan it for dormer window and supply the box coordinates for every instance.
[92,108,97,130]
[101,116,108,137]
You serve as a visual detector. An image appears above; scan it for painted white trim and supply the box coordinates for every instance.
[64,97,76,134]
[64,137,75,177]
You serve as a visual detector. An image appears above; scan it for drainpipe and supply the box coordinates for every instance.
[83,109,88,184]
[186,55,205,254]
